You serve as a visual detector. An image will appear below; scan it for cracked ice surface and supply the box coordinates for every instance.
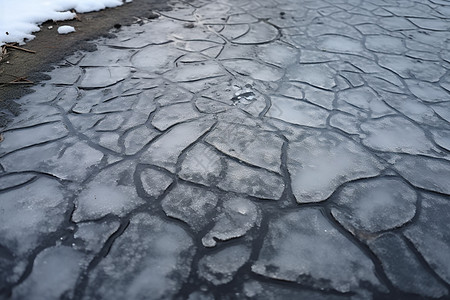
[252,209,381,293]
[1,0,450,298]
[12,246,88,300]
[73,160,143,222]
[84,213,194,299]
[198,244,251,285]
[288,132,382,203]
[202,196,260,247]
[331,177,417,234]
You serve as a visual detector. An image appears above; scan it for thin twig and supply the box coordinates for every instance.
[7,81,34,84]
[70,9,81,21]
[10,77,34,84]
[0,45,7,63]
[0,76,34,87]
[5,44,36,54]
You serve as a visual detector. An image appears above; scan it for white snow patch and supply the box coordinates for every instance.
[0,0,130,45]
[57,25,75,35]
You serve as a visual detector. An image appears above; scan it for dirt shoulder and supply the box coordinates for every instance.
[0,0,172,124]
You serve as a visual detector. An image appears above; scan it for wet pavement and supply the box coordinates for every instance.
[1,0,450,299]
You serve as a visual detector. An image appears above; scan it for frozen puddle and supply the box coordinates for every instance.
[1,0,449,298]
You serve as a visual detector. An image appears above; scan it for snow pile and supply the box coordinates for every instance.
[0,0,129,45]
[58,25,76,35]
